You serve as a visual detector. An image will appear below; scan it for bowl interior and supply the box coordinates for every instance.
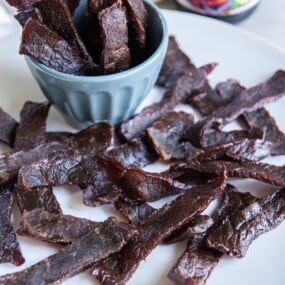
[73,0,164,68]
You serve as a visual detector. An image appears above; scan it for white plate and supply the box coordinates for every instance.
[1,9,285,285]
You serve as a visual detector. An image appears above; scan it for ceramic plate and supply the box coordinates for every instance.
[0,8,285,285]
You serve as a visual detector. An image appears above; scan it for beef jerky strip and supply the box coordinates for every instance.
[211,69,285,124]
[18,137,156,206]
[17,208,98,244]
[44,131,73,143]
[0,217,136,285]
[84,0,116,63]
[185,137,281,163]
[168,226,221,285]
[185,71,285,147]
[242,107,285,143]
[190,79,245,116]
[99,0,130,74]
[92,174,225,285]
[122,0,147,52]
[206,187,285,257]
[114,199,156,224]
[0,107,18,147]
[167,185,241,285]
[16,186,62,214]
[34,0,96,73]
[0,141,74,185]
[157,36,215,88]
[164,214,214,244]
[68,122,115,156]
[13,101,51,151]
[146,111,195,160]
[20,19,95,74]
[120,70,208,141]
[0,180,25,266]
[187,160,285,188]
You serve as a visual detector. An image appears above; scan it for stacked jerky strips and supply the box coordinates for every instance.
[1,36,285,285]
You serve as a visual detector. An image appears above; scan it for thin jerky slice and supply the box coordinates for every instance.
[146,111,195,160]
[18,138,156,206]
[45,131,73,143]
[0,218,136,285]
[157,35,197,87]
[13,101,51,151]
[92,174,225,285]
[188,160,285,188]
[120,70,207,141]
[114,199,156,224]
[99,0,130,73]
[35,0,96,73]
[20,19,95,74]
[16,186,62,214]
[242,107,285,143]
[210,70,285,124]
[164,215,214,244]
[122,0,147,53]
[206,188,285,257]
[0,107,18,146]
[85,0,116,63]
[168,230,221,285]
[0,180,25,266]
[17,209,98,244]
[0,141,73,185]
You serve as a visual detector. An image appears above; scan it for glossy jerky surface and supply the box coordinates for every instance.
[0,181,25,266]
[0,218,135,285]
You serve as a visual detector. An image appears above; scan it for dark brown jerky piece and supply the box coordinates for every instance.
[119,166,187,202]
[0,180,25,266]
[18,138,156,206]
[122,0,147,53]
[0,107,18,147]
[120,70,207,141]
[99,0,130,73]
[114,199,156,224]
[20,19,95,74]
[84,0,116,63]
[189,79,243,116]
[146,111,195,160]
[16,186,62,214]
[198,160,285,187]
[92,175,225,285]
[17,209,98,244]
[13,101,51,151]
[44,131,73,143]
[68,122,115,156]
[210,70,285,124]
[34,0,96,73]
[168,242,221,285]
[0,218,136,285]
[157,36,197,87]
[242,107,285,143]
[206,188,285,257]
[0,141,72,185]
[164,215,214,244]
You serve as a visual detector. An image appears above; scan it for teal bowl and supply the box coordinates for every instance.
[25,0,168,128]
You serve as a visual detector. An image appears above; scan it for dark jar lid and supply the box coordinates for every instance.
[176,0,261,23]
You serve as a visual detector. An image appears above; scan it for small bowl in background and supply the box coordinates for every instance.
[25,0,168,128]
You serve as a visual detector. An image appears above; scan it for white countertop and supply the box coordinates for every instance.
[238,0,285,50]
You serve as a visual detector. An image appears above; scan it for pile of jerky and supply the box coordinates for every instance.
[1,36,285,285]
[5,0,148,74]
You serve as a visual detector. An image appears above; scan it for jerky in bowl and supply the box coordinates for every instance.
[18,0,168,128]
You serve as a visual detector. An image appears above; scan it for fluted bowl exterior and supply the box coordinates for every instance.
[25,0,168,128]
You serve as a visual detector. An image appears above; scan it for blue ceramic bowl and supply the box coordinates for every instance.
[25,0,168,128]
